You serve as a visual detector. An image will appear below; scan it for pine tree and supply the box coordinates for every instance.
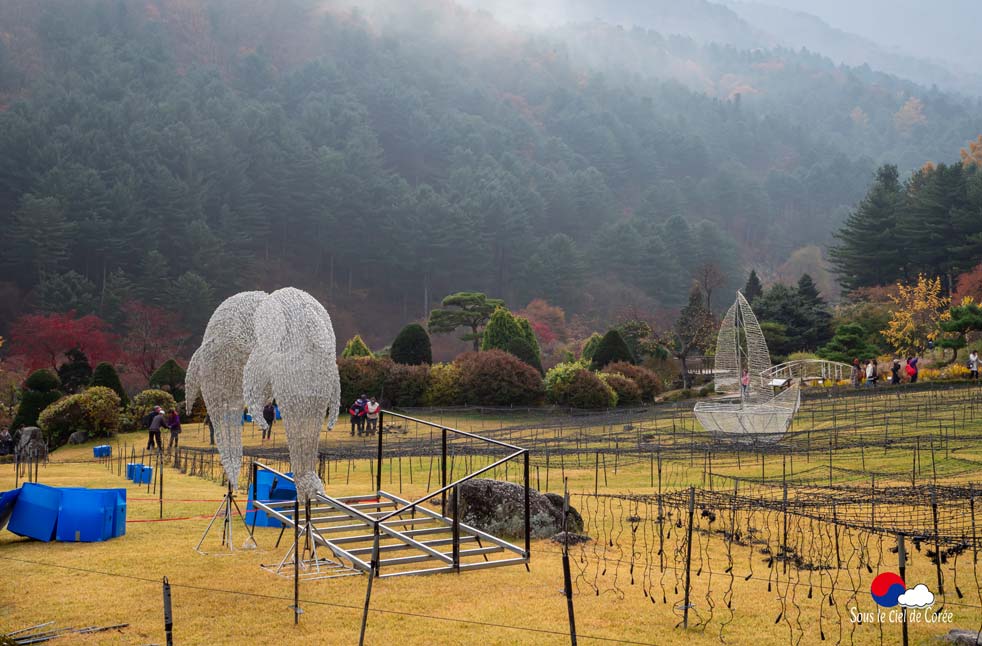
[516,317,542,359]
[91,362,128,407]
[390,323,432,365]
[830,165,903,291]
[818,324,878,363]
[744,269,763,304]
[428,292,505,352]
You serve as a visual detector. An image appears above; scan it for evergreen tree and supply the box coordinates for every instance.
[428,292,505,352]
[481,307,525,352]
[829,165,903,291]
[12,369,63,429]
[57,347,93,393]
[939,302,982,364]
[91,361,128,407]
[504,336,544,374]
[33,270,97,315]
[591,329,635,370]
[580,332,603,362]
[342,335,373,358]
[390,323,432,365]
[743,269,763,304]
[516,317,542,359]
[149,358,187,402]
[817,323,878,363]
[796,274,834,349]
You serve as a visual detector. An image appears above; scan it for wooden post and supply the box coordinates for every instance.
[683,486,695,629]
[898,534,909,646]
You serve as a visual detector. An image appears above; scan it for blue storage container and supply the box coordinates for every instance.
[110,489,126,538]
[56,489,115,542]
[140,465,153,484]
[7,483,61,542]
[0,488,21,532]
[247,470,296,528]
[130,463,143,483]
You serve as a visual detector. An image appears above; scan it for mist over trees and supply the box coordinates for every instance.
[0,0,980,349]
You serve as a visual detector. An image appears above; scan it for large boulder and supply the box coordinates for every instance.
[456,478,583,539]
[944,629,982,645]
[68,430,88,444]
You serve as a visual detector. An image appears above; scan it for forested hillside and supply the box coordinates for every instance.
[0,0,979,349]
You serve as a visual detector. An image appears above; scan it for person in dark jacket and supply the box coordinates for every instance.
[349,395,367,436]
[891,360,901,385]
[166,409,182,450]
[147,406,165,450]
[262,401,276,441]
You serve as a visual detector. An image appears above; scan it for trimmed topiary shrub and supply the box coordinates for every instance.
[57,347,93,393]
[337,357,389,408]
[91,362,128,407]
[342,335,374,358]
[516,317,541,359]
[545,360,589,405]
[565,370,617,409]
[390,323,433,365]
[580,333,603,361]
[123,389,178,431]
[591,329,635,369]
[481,307,524,352]
[455,350,544,406]
[603,361,662,401]
[383,363,431,407]
[424,363,462,406]
[38,386,121,447]
[504,337,544,374]
[149,359,186,402]
[600,372,641,406]
[12,369,63,429]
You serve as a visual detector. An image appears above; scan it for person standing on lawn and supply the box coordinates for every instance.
[365,397,380,435]
[262,400,276,441]
[970,350,979,380]
[166,408,182,450]
[147,406,165,451]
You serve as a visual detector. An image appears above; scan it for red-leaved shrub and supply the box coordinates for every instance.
[454,350,544,406]
[604,361,662,401]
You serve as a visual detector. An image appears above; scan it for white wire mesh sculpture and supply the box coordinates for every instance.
[243,287,341,501]
[694,291,800,442]
[186,291,269,488]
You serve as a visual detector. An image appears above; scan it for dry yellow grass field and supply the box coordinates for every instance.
[3,390,981,645]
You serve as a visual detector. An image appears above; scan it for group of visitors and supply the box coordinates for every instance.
[852,357,919,388]
[348,395,381,436]
[145,406,182,450]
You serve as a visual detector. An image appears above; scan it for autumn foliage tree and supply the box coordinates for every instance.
[8,311,117,372]
[881,275,950,355]
[120,301,188,382]
[661,285,715,388]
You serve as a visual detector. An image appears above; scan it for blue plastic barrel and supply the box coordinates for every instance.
[140,465,153,484]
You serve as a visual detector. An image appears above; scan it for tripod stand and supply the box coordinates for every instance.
[195,481,257,554]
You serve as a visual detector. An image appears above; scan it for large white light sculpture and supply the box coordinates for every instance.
[243,287,341,501]
[186,291,269,488]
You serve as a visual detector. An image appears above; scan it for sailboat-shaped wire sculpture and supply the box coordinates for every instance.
[694,291,800,442]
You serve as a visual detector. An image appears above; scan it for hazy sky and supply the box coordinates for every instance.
[754,0,981,70]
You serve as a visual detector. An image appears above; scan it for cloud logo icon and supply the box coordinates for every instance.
[871,572,906,607]
[898,584,935,609]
